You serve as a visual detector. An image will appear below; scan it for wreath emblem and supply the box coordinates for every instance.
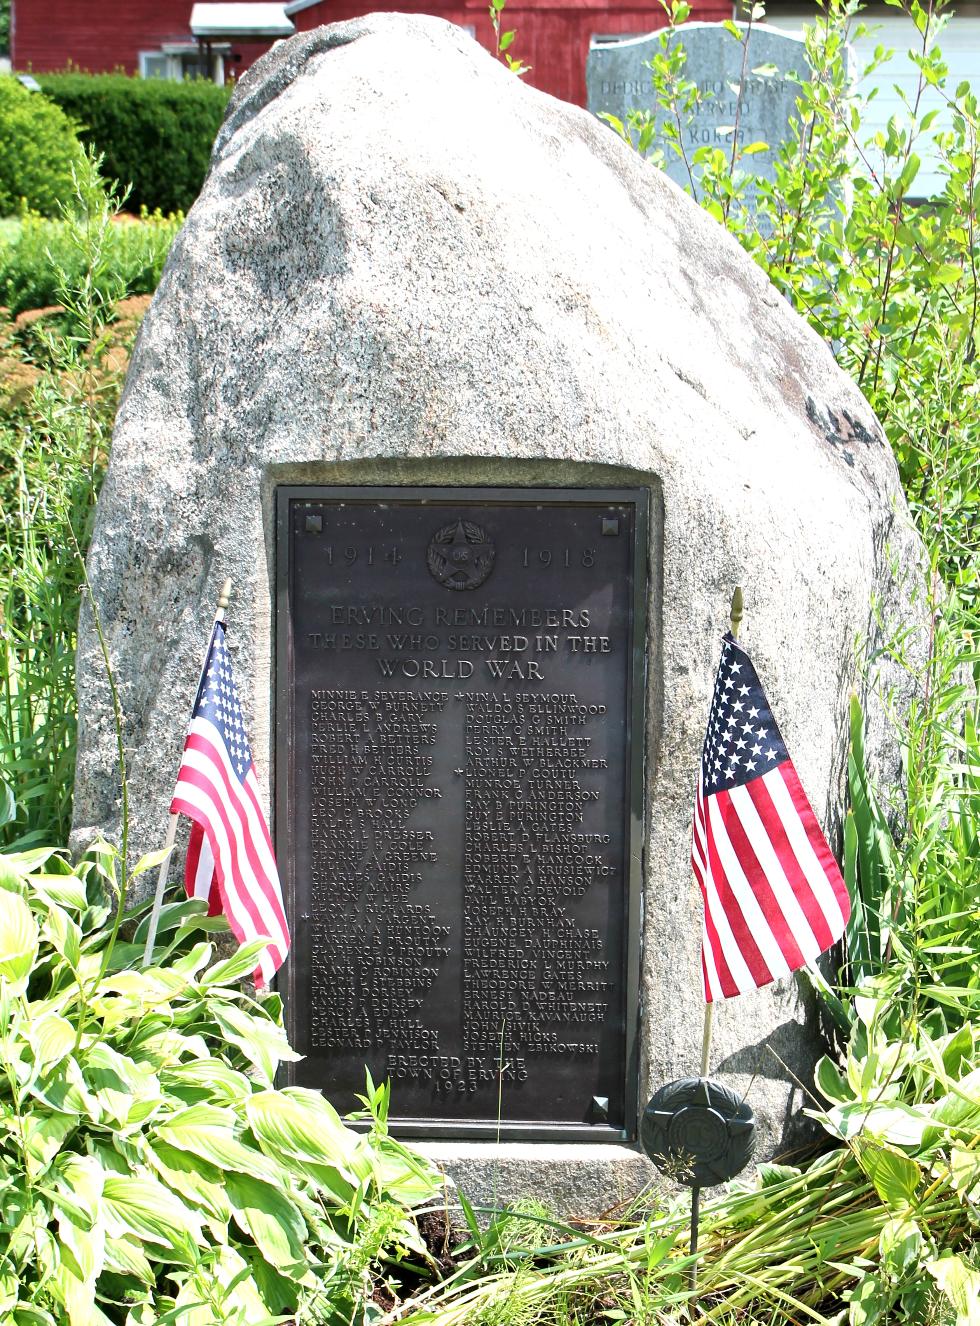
[426,519,495,591]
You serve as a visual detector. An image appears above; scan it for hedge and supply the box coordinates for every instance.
[0,207,181,318]
[0,75,83,216]
[38,73,231,214]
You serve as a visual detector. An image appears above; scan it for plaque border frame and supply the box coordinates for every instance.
[275,484,648,1143]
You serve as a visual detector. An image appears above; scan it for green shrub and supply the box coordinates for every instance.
[0,75,83,216]
[38,73,231,214]
[0,203,180,319]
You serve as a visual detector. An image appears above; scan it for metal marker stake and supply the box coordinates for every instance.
[142,579,232,966]
[690,1186,701,1289]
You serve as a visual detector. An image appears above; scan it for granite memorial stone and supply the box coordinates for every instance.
[74,13,925,1212]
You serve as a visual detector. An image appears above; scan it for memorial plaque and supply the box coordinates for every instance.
[276,487,647,1140]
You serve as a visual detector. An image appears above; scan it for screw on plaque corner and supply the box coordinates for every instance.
[589,1095,610,1122]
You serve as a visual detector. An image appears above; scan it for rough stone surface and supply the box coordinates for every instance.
[418,1143,657,1218]
[75,13,926,1210]
[587,23,811,207]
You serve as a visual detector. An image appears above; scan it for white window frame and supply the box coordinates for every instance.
[139,47,225,83]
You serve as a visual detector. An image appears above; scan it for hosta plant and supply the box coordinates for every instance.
[0,842,442,1325]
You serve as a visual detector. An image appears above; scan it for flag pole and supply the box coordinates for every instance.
[142,579,233,967]
[699,585,743,1078]
[690,585,744,1295]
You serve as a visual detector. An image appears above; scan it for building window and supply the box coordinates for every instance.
[139,48,225,82]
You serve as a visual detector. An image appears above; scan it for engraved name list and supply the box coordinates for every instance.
[276,488,647,1139]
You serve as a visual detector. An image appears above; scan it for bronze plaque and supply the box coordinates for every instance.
[276,487,647,1140]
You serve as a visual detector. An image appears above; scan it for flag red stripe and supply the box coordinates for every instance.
[691,851,719,1001]
[715,787,807,972]
[185,820,221,915]
[700,872,739,999]
[185,819,203,899]
[745,773,836,950]
[692,785,708,876]
[693,780,738,1000]
[241,771,289,938]
[780,762,851,924]
[703,795,773,990]
[172,780,280,965]
[173,760,269,944]
[182,730,287,942]
[172,761,285,968]
[210,845,281,985]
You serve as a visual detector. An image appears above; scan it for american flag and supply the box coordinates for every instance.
[171,622,289,988]
[691,632,850,1003]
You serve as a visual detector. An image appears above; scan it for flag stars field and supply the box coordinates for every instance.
[692,632,851,1003]
[171,621,290,988]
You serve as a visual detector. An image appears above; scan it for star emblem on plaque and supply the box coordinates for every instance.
[426,519,495,590]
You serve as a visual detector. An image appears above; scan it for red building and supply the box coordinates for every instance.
[10,0,732,108]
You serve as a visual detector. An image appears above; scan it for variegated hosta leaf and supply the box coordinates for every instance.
[856,1141,922,1210]
[200,939,272,989]
[52,1264,116,1325]
[154,1104,285,1185]
[210,1002,302,1083]
[123,1304,156,1326]
[42,905,82,971]
[246,1088,363,1170]
[172,1245,278,1326]
[878,1215,923,1277]
[29,1010,76,1069]
[27,1056,96,1119]
[83,1043,163,1129]
[949,1146,980,1201]
[160,1058,253,1106]
[225,1172,312,1278]
[102,1175,204,1263]
[143,1139,232,1223]
[0,1271,16,1314]
[927,1255,980,1325]
[0,891,40,991]
[56,1207,106,1287]
[102,1235,154,1285]
[95,969,180,1001]
[371,1144,442,1207]
[29,871,89,914]
[19,1112,76,1174]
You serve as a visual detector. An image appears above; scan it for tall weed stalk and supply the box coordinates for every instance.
[0,151,125,848]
